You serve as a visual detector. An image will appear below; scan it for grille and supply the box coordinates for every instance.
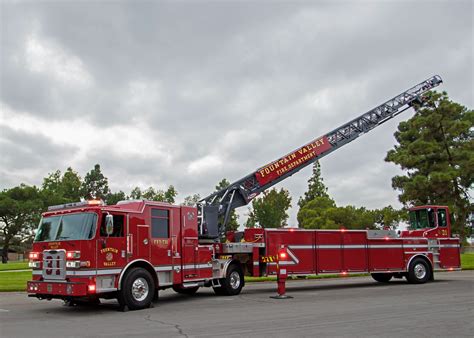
[42,250,66,280]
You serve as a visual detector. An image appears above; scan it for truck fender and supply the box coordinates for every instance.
[406,254,433,273]
[221,259,244,285]
[117,259,158,290]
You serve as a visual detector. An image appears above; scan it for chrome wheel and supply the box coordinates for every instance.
[414,263,427,280]
[131,277,149,302]
[229,271,241,290]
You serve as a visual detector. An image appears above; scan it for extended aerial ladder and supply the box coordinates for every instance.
[198,75,443,239]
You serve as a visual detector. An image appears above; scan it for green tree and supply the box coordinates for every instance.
[42,170,62,195]
[297,196,337,229]
[164,185,177,204]
[0,185,44,263]
[142,187,158,200]
[41,167,82,206]
[215,179,239,231]
[247,188,292,228]
[182,194,201,206]
[298,161,329,209]
[298,197,404,230]
[130,187,142,199]
[61,167,82,201]
[106,191,127,205]
[133,185,178,204]
[41,170,66,206]
[385,91,473,240]
[372,205,407,229]
[81,164,110,200]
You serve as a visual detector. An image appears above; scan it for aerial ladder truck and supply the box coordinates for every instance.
[28,75,460,310]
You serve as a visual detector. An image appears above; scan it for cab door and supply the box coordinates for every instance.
[98,213,127,270]
[170,208,182,284]
[150,208,173,285]
[136,224,150,260]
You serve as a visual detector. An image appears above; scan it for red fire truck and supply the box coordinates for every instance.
[27,75,461,310]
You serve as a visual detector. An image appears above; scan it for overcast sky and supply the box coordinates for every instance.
[1,0,472,226]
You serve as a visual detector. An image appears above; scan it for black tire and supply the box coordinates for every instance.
[407,258,431,284]
[172,285,199,295]
[212,285,227,296]
[371,273,393,283]
[118,268,155,310]
[214,264,244,296]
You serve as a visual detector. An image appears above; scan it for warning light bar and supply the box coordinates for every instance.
[48,200,105,211]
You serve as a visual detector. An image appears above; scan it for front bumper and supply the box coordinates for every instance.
[27,280,88,297]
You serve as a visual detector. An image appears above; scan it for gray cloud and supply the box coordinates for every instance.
[0,1,472,225]
[0,125,79,187]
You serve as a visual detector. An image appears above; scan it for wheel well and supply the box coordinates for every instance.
[228,259,242,270]
[118,260,158,290]
[222,259,243,276]
[407,254,433,274]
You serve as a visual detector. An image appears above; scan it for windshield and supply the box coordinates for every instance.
[409,209,436,230]
[34,213,98,242]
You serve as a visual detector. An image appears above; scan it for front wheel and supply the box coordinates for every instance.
[213,264,244,296]
[118,268,155,310]
[407,258,431,284]
[371,273,393,283]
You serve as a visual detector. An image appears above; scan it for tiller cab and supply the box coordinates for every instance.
[27,76,461,310]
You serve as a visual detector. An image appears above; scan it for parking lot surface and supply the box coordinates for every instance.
[0,271,473,337]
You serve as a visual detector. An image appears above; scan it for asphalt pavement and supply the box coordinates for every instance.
[0,270,472,337]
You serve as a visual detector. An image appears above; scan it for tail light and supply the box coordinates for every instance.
[88,277,96,293]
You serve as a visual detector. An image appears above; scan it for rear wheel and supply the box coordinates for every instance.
[407,258,431,284]
[213,264,244,296]
[371,273,393,283]
[172,285,199,295]
[118,268,155,310]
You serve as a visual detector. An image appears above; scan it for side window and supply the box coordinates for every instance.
[151,209,169,238]
[100,214,124,237]
[438,209,447,227]
[427,209,436,228]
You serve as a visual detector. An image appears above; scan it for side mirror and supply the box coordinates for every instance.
[105,214,114,236]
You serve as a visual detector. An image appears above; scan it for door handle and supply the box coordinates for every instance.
[167,250,171,257]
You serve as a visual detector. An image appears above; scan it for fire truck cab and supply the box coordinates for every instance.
[27,200,238,310]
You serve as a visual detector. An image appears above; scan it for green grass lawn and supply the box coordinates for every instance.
[0,261,29,271]
[461,252,474,269]
[0,253,472,292]
[0,271,31,292]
